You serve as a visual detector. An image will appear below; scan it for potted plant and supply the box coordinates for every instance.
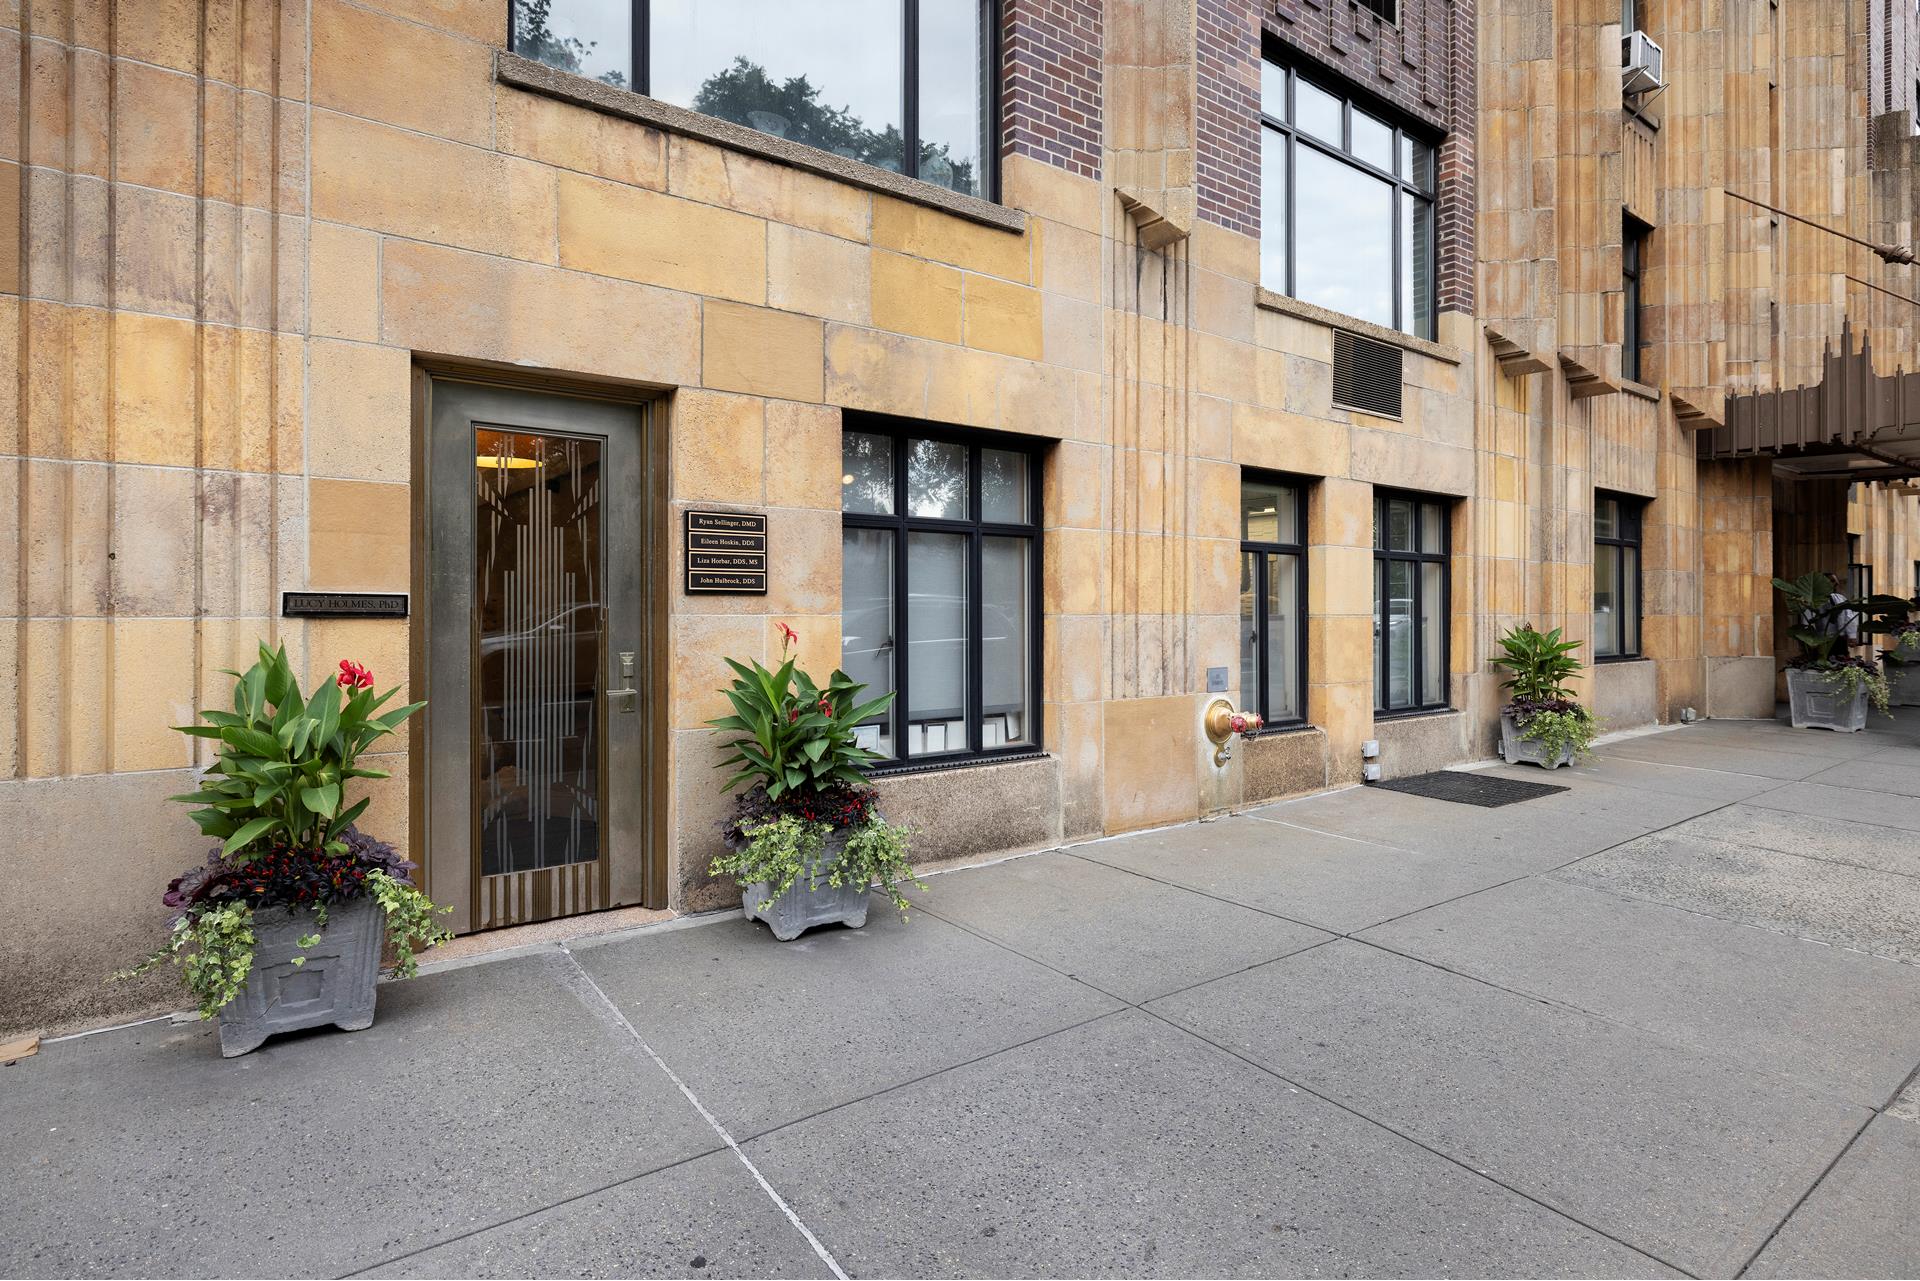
[116,643,450,1056]
[1874,598,1920,707]
[706,623,921,940]
[1774,573,1890,731]
[1488,623,1600,768]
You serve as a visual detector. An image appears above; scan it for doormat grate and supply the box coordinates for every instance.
[1372,771,1569,807]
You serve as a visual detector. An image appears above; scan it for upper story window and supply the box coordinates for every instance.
[1593,494,1643,659]
[1623,214,1651,383]
[841,420,1042,765]
[511,0,998,199]
[1849,535,1873,600]
[1260,60,1437,340]
[1240,476,1309,729]
[1359,0,1398,22]
[1375,491,1451,713]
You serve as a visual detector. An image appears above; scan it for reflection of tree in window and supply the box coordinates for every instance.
[693,57,973,191]
[512,0,628,89]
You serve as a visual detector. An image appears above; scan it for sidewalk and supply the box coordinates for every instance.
[7,714,1920,1278]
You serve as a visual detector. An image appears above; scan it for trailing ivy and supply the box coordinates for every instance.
[710,813,924,922]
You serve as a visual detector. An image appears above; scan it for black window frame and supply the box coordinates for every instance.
[1240,472,1311,731]
[1848,535,1873,600]
[508,0,1002,203]
[1358,0,1398,23]
[839,413,1043,772]
[1259,57,1440,340]
[1623,213,1652,383]
[1373,490,1452,715]
[1593,492,1645,661]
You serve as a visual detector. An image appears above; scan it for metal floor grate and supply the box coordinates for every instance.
[1371,770,1569,807]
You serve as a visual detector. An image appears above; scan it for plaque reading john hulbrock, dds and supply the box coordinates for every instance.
[685,510,769,595]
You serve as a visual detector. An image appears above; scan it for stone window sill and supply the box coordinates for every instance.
[495,51,1026,235]
[1254,288,1464,365]
[867,750,1051,780]
[1373,706,1459,725]
[1621,377,1661,402]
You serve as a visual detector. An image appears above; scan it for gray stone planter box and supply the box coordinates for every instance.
[217,896,382,1058]
[1785,666,1868,732]
[1886,638,1920,707]
[1500,713,1574,768]
[741,828,871,941]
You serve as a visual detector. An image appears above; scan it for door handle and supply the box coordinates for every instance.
[607,686,637,713]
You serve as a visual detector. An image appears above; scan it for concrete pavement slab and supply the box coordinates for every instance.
[571,903,1121,1136]
[1741,780,1920,831]
[904,851,1332,1002]
[1667,804,1920,879]
[1745,1117,1920,1279]
[744,1010,1678,1279]
[1805,750,1920,798]
[1554,830,1920,962]
[1597,734,1835,780]
[1361,877,1920,1106]
[1482,753,1782,803]
[1147,940,1868,1277]
[0,954,720,1279]
[361,1151,831,1280]
[1658,724,1895,761]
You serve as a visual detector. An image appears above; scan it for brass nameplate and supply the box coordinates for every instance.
[685,510,769,594]
[282,591,409,619]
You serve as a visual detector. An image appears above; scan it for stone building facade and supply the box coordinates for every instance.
[3,0,1918,1038]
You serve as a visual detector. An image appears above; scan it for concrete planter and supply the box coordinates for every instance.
[1886,637,1920,707]
[1785,666,1868,732]
[1500,713,1574,769]
[741,827,871,941]
[217,895,382,1058]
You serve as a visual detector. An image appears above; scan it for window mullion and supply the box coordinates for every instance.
[1254,550,1269,719]
[891,438,910,759]
[967,447,983,754]
[904,0,920,181]
[635,0,650,96]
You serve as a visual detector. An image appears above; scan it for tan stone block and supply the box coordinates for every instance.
[823,325,934,419]
[991,353,1080,441]
[1034,217,1103,305]
[113,60,199,193]
[307,479,410,591]
[763,400,843,511]
[1312,682,1373,766]
[871,251,963,344]
[1103,694,1201,832]
[1310,615,1375,686]
[1041,292,1102,374]
[671,389,764,504]
[1194,269,1255,343]
[20,459,106,616]
[109,464,197,616]
[113,184,197,318]
[313,111,557,264]
[381,239,701,388]
[764,506,841,617]
[668,136,872,243]
[308,221,379,342]
[1232,404,1351,479]
[964,276,1043,361]
[301,618,414,748]
[0,163,18,296]
[871,195,1030,282]
[313,0,492,143]
[768,225,870,326]
[1311,477,1373,549]
[1045,527,1107,614]
[558,173,765,303]
[702,301,823,402]
[308,340,412,482]
[1001,154,1103,235]
[1042,440,1109,530]
[112,311,198,468]
[198,471,276,618]
[1192,222,1259,284]
[111,618,197,772]
[1044,614,1108,705]
[1308,545,1374,617]
[357,0,502,42]
[498,89,666,189]
[670,613,766,730]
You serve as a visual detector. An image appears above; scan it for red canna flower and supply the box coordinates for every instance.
[337,659,373,690]
[818,696,833,717]
[777,622,798,651]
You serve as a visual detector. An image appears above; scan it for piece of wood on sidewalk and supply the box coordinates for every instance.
[0,1035,41,1064]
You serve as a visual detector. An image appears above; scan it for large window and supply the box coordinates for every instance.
[1260,61,1437,339]
[1240,477,1308,728]
[841,421,1041,765]
[1623,214,1651,383]
[510,0,998,199]
[1374,492,1450,712]
[1849,535,1873,600]
[1593,493,1643,659]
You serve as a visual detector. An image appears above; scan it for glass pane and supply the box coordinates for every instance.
[512,0,632,89]
[1295,76,1342,146]
[918,0,990,196]
[649,0,905,173]
[1385,498,1415,551]
[1261,60,1287,119]
[1594,496,1618,539]
[906,438,969,519]
[1294,147,1394,327]
[1621,547,1640,654]
[981,448,1029,524]
[1260,127,1289,292]
[842,528,896,758]
[1240,552,1259,712]
[1420,561,1446,705]
[1386,559,1414,709]
[907,531,968,755]
[1242,480,1297,544]
[475,429,603,876]
[1267,552,1301,722]
[1403,195,1434,339]
[1403,136,1435,191]
[1419,500,1444,554]
[981,537,1032,747]
[1351,109,1394,169]
[842,431,894,515]
[1593,541,1619,658]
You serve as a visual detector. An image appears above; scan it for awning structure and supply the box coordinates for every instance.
[1699,321,1920,481]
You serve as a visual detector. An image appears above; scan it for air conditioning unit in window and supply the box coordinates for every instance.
[1622,30,1664,96]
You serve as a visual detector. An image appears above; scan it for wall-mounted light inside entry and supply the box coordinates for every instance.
[475,454,542,469]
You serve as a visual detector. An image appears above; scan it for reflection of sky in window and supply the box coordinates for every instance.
[918,0,987,194]
[1294,148,1393,327]
[516,0,632,85]
[650,0,902,143]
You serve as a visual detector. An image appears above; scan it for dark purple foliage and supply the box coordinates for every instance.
[719,782,879,851]
[1504,696,1589,728]
[161,826,417,923]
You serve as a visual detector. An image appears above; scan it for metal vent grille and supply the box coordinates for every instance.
[1333,331,1404,418]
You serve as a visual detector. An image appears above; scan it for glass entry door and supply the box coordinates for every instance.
[424,380,651,932]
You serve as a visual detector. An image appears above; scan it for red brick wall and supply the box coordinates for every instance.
[1198,0,1263,235]
[1001,0,1104,180]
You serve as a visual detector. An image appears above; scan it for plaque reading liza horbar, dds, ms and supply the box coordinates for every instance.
[685,510,769,595]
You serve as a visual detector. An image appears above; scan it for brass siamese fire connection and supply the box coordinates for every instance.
[1204,697,1264,767]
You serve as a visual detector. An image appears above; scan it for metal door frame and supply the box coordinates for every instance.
[411,370,665,934]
